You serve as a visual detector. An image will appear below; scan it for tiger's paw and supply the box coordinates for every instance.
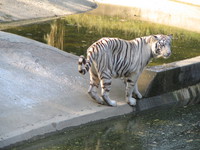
[128,97,136,106]
[96,98,105,105]
[136,92,142,99]
[105,99,117,107]
[97,100,105,105]
[102,95,117,107]
[109,100,117,107]
[133,92,143,99]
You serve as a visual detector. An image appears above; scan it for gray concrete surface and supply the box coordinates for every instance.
[0,0,97,22]
[0,31,127,148]
[0,31,200,149]
[0,0,97,30]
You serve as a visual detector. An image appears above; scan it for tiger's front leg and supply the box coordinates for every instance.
[125,74,140,106]
[133,82,143,99]
[126,79,137,106]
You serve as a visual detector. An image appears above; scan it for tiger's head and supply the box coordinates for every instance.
[149,34,173,59]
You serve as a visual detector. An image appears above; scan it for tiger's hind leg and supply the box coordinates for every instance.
[88,85,105,105]
[88,70,104,105]
[100,76,117,107]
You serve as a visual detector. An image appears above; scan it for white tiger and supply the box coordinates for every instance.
[78,34,172,106]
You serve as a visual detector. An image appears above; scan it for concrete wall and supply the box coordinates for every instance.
[138,56,200,97]
[137,83,200,111]
[95,0,200,33]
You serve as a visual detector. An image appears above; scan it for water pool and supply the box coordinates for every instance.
[2,3,200,66]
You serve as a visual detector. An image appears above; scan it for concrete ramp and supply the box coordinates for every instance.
[0,31,129,148]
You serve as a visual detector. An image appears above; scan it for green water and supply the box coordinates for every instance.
[10,105,200,150]
[3,4,200,66]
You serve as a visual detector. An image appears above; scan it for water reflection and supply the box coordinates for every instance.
[11,105,200,150]
[44,19,65,50]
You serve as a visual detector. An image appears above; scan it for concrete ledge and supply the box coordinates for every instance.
[2,83,200,149]
[138,56,200,97]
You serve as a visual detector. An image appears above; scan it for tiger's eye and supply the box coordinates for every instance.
[156,49,160,54]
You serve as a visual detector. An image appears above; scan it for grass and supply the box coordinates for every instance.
[65,13,200,42]
[63,13,200,65]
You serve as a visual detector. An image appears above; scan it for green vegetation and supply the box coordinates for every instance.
[64,13,200,65]
[3,6,200,66]
[65,13,200,41]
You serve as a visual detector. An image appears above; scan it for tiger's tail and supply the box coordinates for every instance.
[78,55,91,75]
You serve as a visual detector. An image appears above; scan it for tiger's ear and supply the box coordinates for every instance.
[151,35,159,43]
[168,34,173,40]
[146,35,159,43]
[153,35,158,39]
